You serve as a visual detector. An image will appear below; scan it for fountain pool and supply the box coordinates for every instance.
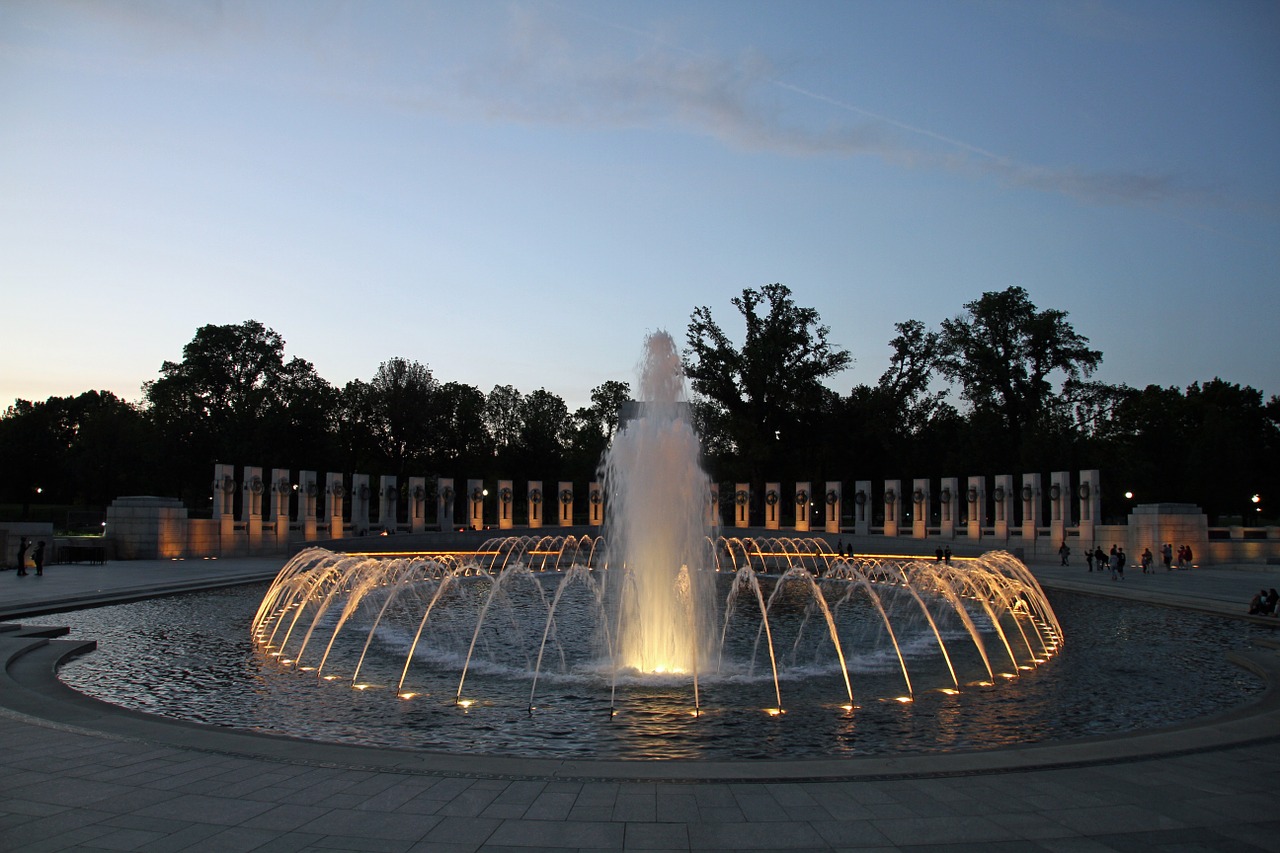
[35,583,1263,759]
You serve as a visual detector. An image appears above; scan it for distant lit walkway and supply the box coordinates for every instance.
[0,551,1278,851]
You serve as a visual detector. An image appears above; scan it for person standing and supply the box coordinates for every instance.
[33,541,46,576]
[943,546,952,565]
[1141,547,1153,574]
[1117,547,1126,580]
[1163,543,1173,571]
[16,536,29,576]
[1058,541,1070,565]
[1086,548,1094,572]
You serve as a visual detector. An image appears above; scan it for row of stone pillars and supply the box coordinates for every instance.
[722,470,1102,543]
[212,463,1100,543]
[212,465,605,538]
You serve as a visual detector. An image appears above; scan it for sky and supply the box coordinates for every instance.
[2,0,1278,414]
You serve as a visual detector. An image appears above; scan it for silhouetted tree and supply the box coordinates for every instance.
[366,357,437,476]
[938,286,1101,466]
[143,321,334,502]
[684,283,850,481]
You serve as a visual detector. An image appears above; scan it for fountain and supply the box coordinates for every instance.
[252,332,1062,733]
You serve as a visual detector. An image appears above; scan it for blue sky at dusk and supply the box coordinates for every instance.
[2,1,1277,412]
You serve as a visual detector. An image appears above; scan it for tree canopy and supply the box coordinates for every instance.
[937,286,1102,459]
[684,283,851,479]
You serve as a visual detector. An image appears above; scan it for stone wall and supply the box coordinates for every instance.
[104,497,189,560]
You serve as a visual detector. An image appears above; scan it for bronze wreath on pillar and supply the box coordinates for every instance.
[528,488,542,504]
[967,486,978,503]
[500,487,513,503]
[826,490,839,505]
[992,486,1005,502]
[735,489,749,506]
[442,486,455,503]
[1078,483,1091,500]
[939,487,951,503]
[765,490,779,506]
[248,477,264,496]
[560,489,573,505]
[912,488,924,504]
[884,489,896,504]
[1049,484,1061,501]
[306,481,319,498]
[276,478,290,494]
[412,485,425,502]
[795,490,809,505]
[1022,485,1034,502]
[471,486,484,503]
[220,476,236,495]
[358,484,370,501]
[854,490,866,506]
[385,485,398,501]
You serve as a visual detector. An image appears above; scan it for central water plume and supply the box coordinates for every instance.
[600,331,715,675]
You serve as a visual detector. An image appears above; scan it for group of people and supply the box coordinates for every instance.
[1085,544,1129,579]
[1083,542,1195,577]
[1168,543,1195,570]
[11,536,46,576]
[1248,588,1279,616]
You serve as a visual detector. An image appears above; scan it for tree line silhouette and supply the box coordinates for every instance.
[3,287,1276,526]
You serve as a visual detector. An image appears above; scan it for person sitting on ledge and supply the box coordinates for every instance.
[1248,590,1267,615]
[1264,588,1279,616]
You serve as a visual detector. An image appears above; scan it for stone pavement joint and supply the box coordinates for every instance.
[0,553,1278,851]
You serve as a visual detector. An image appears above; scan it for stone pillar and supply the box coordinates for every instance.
[1021,472,1042,543]
[351,474,371,536]
[992,474,1013,541]
[853,480,871,536]
[939,477,958,539]
[1077,469,1101,548]
[824,481,842,534]
[707,484,720,527]
[408,476,427,533]
[294,471,317,541]
[557,481,574,527]
[213,462,236,537]
[379,475,398,532]
[883,479,902,537]
[911,478,929,538]
[795,482,812,532]
[438,478,456,531]
[734,483,750,528]
[467,479,485,530]
[966,476,985,541]
[527,481,543,529]
[588,481,604,527]
[497,480,515,530]
[763,482,781,530]
[240,466,265,551]
[325,473,344,539]
[1049,471,1071,546]
[270,468,290,549]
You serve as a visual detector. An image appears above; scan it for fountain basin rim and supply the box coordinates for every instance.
[6,633,1278,784]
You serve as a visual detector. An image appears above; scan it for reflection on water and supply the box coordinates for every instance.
[27,585,1265,760]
